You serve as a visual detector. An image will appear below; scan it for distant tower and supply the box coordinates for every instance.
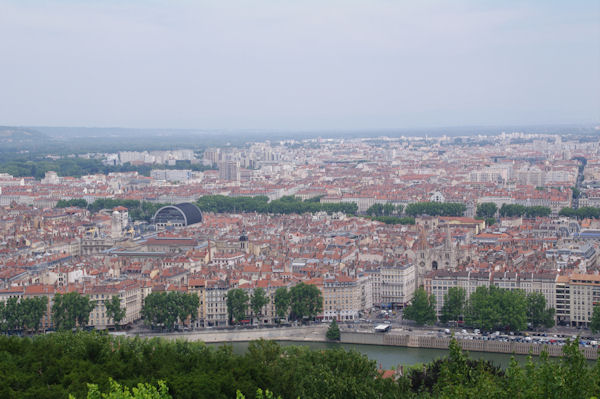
[239,231,249,253]
[111,210,122,240]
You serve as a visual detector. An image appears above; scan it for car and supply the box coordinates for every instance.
[474,329,481,335]
[444,329,451,334]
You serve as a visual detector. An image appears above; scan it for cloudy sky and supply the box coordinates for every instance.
[0,0,598,130]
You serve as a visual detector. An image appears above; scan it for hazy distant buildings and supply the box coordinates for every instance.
[219,161,240,182]
[150,169,192,182]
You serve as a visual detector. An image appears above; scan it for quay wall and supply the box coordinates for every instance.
[340,332,598,360]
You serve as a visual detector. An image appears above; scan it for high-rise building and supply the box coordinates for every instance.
[219,161,240,181]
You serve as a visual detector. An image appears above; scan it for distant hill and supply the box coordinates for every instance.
[0,126,48,142]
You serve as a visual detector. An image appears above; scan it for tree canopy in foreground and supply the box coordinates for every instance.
[0,332,597,399]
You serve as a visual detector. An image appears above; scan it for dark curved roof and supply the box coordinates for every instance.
[153,202,203,226]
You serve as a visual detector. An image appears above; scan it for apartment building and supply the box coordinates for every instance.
[370,263,416,309]
[188,278,206,328]
[556,274,600,327]
[86,282,144,329]
[205,280,228,326]
[425,270,491,315]
[322,275,372,321]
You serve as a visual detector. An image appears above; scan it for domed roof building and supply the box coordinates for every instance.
[153,202,203,227]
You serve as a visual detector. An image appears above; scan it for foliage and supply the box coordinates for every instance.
[52,292,95,331]
[499,204,551,218]
[591,305,600,334]
[440,287,466,324]
[81,379,171,399]
[365,203,402,216]
[464,286,527,331]
[0,296,48,333]
[273,287,290,321]
[403,287,437,326]
[142,292,199,331]
[288,283,323,322]
[326,319,341,341]
[559,206,600,219]
[57,198,89,208]
[526,292,555,329]
[196,195,358,216]
[235,388,281,399]
[365,216,415,225]
[405,202,467,217]
[476,202,498,219]
[250,288,269,319]
[226,289,249,323]
[105,296,127,329]
[0,332,597,399]
[0,156,215,179]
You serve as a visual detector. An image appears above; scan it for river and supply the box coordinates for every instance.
[209,340,534,369]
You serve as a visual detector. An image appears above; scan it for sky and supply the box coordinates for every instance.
[0,0,598,130]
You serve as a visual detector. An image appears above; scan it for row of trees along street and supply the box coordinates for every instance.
[226,283,323,324]
[403,286,557,331]
[0,292,129,333]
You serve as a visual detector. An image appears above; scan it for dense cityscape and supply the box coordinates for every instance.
[1,132,599,331]
[2,0,599,397]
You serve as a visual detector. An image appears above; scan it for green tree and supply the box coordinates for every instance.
[250,288,269,321]
[142,291,198,331]
[440,287,466,324]
[273,287,290,322]
[326,319,341,341]
[465,286,527,331]
[476,202,497,219]
[403,287,437,325]
[288,283,323,322]
[21,296,48,332]
[526,292,555,329]
[226,289,249,324]
[52,292,95,331]
[82,379,171,399]
[105,295,126,330]
[591,305,600,334]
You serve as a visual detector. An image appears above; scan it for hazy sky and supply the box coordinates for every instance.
[0,0,598,130]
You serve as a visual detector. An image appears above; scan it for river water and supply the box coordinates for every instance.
[210,340,535,369]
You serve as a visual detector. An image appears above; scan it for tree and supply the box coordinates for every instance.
[21,296,48,332]
[326,319,341,341]
[465,286,527,331]
[105,295,126,330]
[250,288,269,321]
[440,287,466,324]
[288,283,323,322]
[405,202,467,217]
[226,289,249,324]
[403,287,436,325]
[142,291,199,331]
[476,202,497,219]
[526,292,555,329]
[81,379,171,399]
[591,305,600,334]
[52,292,95,331]
[274,287,290,321]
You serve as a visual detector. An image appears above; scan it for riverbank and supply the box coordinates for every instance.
[130,325,328,343]
[341,331,599,360]
[126,325,598,360]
